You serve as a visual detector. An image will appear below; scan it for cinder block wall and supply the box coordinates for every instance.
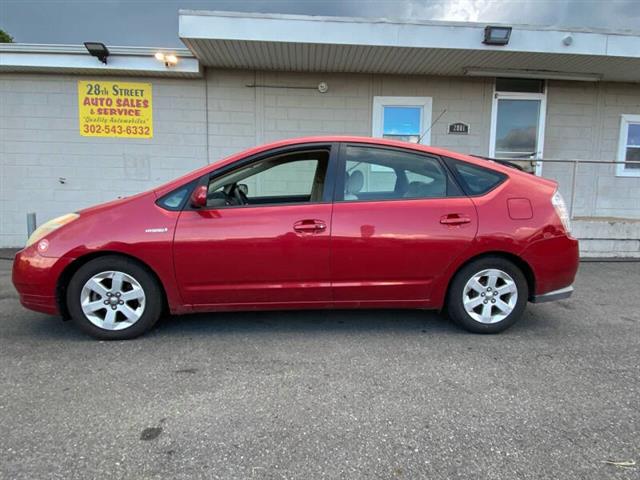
[205,69,493,163]
[543,81,640,219]
[1,69,639,252]
[0,74,208,247]
[204,69,493,197]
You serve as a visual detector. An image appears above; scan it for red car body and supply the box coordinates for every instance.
[12,136,579,320]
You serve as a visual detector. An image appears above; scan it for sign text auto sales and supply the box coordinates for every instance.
[78,81,153,138]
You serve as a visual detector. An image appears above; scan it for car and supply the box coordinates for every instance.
[12,136,579,340]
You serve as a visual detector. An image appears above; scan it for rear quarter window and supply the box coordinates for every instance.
[445,158,507,195]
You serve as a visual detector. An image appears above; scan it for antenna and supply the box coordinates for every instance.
[418,109,447,144]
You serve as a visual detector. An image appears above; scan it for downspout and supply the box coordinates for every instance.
[204,67,210,164]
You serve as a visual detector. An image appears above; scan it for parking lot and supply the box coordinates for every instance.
[0,256,638,479]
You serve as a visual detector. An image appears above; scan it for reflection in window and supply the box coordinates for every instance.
[624,123,640,170]
[343,146,448,201]
[495,99,541,159]
[206,150,329,207]
[382,106,422,143]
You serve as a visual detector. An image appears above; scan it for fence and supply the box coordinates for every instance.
[480,158,640,221]
[534,159,640,220]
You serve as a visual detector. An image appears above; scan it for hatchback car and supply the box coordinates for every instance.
[13,136,579,339]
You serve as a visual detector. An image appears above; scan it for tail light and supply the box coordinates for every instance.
[551,190,571,235]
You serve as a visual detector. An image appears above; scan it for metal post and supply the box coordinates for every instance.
[569,161,579,219]
[27,212,37,238]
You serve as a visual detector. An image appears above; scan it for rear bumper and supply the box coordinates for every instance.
[521,234,579,299]
[530,285,573,303]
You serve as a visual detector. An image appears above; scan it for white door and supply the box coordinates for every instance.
[490,92,547,175]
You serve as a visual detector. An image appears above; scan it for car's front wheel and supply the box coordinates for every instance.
[66,256,163,340]
[446,256,528,333]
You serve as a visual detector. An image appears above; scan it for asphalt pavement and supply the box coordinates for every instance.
[0,256,638,479]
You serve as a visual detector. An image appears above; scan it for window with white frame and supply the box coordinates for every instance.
[617,114,640,177]
[372,97,433,145]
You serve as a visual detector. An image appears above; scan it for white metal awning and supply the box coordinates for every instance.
[0,44,201,78]
[179,10,640,82]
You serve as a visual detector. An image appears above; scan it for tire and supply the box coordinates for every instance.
[66,255,163,340]
[446,256,528,334]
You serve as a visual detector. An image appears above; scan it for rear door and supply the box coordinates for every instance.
[173,145,337,307]
[330,144,478,305]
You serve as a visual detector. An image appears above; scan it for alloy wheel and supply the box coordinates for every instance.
[80,271,146,330]
[462,268,518,324]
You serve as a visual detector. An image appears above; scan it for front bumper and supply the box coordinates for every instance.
[530,285,573,303]
[12,246,74,315]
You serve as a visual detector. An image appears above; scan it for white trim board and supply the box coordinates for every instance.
[616,114,640,178]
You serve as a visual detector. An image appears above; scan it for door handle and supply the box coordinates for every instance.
[293,219,327,233]
[440,214,471,226]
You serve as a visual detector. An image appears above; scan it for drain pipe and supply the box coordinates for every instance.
[27,212,37,238]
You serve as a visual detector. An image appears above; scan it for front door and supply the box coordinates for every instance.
[173,146,335,307]
[330,144,478,305]
[490,90,547,174]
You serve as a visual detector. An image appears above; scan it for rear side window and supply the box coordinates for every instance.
[445,158,506,195]
[340,146,461,201]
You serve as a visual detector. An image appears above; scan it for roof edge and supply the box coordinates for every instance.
[0,43,194,57]
[178,9,640,38]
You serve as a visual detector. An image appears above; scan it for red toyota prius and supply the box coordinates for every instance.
[12,137,579,339]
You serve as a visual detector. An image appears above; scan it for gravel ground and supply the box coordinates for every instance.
[0,257,638,479]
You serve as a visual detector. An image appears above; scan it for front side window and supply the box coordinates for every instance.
[206,149,329,207]
[617,115,640,177]
[372,97,433,145]
[341,146,452,201]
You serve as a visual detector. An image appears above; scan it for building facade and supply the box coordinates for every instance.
[1,11,640,254]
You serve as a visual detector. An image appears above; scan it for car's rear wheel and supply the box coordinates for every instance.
[446,256,528,333]
[66,256,163,340]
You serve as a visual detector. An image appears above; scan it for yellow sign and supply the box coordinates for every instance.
[78,81,153,138]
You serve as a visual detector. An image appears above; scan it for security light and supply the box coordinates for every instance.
[154,52,178,67]
[483,26,512,45]
[84,42,110,64]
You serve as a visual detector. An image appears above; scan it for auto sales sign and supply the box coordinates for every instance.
[78,81,153,138]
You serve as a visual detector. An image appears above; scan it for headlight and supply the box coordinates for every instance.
[551,190,571,235]
[26,213,79,247]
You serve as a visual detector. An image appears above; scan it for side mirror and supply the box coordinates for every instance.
[190,185,207,208]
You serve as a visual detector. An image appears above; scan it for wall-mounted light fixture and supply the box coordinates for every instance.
[83,42,110,64]
[483,26,512,45]
[464,67,601,82]
[154,52,178,67]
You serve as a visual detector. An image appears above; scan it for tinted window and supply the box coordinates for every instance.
[494,99,541,159]
[206,149,329,207]
[342,146,452,201]
[495,78,544,93]
[445,158,506,195]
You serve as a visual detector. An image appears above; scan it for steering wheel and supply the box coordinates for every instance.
[230,183,248,205]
